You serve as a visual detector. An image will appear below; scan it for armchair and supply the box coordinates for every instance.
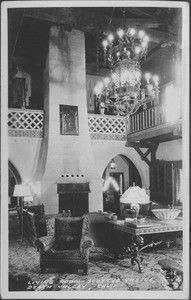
[35,215,94,274]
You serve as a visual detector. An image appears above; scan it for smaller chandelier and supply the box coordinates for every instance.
[94,27,160,116]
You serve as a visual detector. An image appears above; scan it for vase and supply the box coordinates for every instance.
[99,108,105,115]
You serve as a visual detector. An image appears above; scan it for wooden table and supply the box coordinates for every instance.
[108,217,183,273]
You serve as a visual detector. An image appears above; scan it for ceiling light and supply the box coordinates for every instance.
[94,13,160,116]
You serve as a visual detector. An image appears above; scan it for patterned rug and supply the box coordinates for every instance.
[9,237,183,292]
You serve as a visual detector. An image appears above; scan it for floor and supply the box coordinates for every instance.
[9,236,183,292]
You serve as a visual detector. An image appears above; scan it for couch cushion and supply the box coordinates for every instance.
[55,217,84,250]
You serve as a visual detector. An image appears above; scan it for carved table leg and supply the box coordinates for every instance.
[129,235,144,273]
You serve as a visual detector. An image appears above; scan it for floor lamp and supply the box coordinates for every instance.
[13,184,33,240]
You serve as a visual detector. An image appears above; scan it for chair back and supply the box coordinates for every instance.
[55,216,89,250]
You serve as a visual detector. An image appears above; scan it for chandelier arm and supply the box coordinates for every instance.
[94,22,160,116]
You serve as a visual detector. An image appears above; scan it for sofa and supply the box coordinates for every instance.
[86,212,114,249]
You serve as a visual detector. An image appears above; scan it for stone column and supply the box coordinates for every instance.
[35,26,103,213]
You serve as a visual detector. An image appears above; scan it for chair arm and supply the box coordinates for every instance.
[80,235,94,253]
[35,236,55,252]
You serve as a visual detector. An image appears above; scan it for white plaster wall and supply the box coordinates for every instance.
[90,140,150,190]
[8,137,43,204]
[157,139,182,161]
[9,137,42,180]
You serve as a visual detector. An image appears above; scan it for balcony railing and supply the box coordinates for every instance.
[88,114,126,141]
[129,105,165,134]
[8,106,176,140]
[8,108,44,138]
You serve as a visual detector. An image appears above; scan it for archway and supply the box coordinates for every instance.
[102,154,142,214]
[8,161,22,208]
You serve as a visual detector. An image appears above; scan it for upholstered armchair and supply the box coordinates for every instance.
[35,215,94,274]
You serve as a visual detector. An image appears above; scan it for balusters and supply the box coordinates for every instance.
[135,115,137,132]
[129,116,132,133]
[154,106,158,125]
[151,107,154,126]
[127,104,170,134]
[143,110,145,130]
[138,113,140,131]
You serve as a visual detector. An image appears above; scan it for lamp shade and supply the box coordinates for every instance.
[120,185,150,204]
[13,184,32,197]
[23,196,33,202]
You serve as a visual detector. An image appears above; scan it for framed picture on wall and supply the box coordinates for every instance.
[59,105,79,135]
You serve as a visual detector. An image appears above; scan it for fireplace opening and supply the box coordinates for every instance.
[57,183,90,217]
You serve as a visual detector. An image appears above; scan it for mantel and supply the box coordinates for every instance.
[57,183,90,194]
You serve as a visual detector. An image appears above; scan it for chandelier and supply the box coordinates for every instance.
[94,22,160,116]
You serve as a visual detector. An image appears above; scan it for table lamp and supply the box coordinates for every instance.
[13,183,33,240]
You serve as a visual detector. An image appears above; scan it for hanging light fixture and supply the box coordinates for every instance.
[94,9,160,116]
[110,159,116,169]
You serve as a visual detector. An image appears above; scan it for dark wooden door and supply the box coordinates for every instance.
[59,193,88,217]
[150,160,173,205]
[129,161,142,187]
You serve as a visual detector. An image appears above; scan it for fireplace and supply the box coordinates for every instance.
[57,183,90,217]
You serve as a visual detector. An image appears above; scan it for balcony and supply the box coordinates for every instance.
[127,105,182,146]
[8,109,127,141]
[8,107,182,143]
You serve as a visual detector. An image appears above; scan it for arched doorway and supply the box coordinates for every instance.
[102,155,142,214]
[8,161,22,209]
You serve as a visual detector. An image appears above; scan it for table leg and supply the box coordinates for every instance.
[129,235,144,273]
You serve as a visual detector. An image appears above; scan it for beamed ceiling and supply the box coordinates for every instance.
[8,6,182,81]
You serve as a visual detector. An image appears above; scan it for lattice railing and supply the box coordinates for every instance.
[8,109,44,138]
[88,114,126,141]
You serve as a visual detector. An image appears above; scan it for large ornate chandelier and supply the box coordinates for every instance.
[94,26,160,116]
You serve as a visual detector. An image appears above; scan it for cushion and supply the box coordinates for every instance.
[55,217,84,250]
[46,218,55,236]
[35,213,63,237]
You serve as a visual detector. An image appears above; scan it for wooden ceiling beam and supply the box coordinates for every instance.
[141,43,162,65]
[144,28,179,46]
[23,8,178,43]
[125,7,156,19]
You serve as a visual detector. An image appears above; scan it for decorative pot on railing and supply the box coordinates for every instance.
[99,102,105,115]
